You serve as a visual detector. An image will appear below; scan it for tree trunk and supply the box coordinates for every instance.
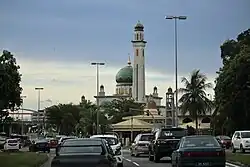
[195,112,198,134]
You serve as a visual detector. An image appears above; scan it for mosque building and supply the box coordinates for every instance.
[90,21,212,138]
[94,21,166,118]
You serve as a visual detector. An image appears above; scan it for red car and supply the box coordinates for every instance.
[216,135,231,149]
[48,139,58,148]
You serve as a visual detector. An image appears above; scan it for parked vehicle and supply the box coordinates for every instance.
[48,139,58,148]
[29,139,50,153]
[171,135,225,167]
[231,130,250,153]
[4,138,20,151]
[148,127,187,162]
[51,138,117,167]
[0,136,6,149]
[216,135,231,149]
[130,133,154,157]
[90,134,123,167]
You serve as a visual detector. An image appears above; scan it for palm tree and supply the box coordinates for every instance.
[178,69,213,131]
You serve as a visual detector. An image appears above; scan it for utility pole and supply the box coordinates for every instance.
[91,62,105,134]
[165,15,187,126]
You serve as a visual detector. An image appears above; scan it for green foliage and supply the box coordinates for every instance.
[46,101,109,136]
[0,50,22,120]
[214,28,250,134]
[101,98,144,124]
[179,69,213,131]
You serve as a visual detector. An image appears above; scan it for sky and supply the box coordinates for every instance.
[0,0,250,112]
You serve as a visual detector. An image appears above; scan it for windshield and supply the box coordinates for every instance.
[182,137,220,148]
[220,136,231,140]
[241,132,250,138]
[140,135,154,141]
[97,137,118,145]
[161,128,186,138]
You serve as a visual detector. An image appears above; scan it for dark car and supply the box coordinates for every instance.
[29,139,50,153]
[216,135,231,149]
[51,138,117,167]
[148,127,187,162]
[171,135,225,167]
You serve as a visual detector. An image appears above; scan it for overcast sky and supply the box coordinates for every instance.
[1,0,249,111]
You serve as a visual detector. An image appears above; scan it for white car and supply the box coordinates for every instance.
[4,138,20,151]
[90,134,123,167]
[232,130,250,153]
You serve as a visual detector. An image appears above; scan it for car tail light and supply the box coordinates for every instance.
[156,139,166,144]
[183,151,225,157]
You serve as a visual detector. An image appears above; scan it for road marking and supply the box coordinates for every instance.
[132,162,140,166]
[125,158,132,162]
[226,162,240,167]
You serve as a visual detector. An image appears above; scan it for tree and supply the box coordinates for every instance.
[178,69,213,131]
[46,103,81,135]
[101,98,144,124]
[0,50,22,130]
[214,28,250,133]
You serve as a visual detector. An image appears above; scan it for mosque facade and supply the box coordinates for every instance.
[94,21,167,117]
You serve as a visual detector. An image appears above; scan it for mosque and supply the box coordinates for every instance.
[87,21,212,141]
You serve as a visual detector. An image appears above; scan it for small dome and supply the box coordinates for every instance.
[168,87,173,93]
[134,21,144,31]
[100,85,104,89]
[154,86,157,90]
[116,64,133,84]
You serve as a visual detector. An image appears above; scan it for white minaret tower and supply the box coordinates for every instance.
[132,21,147,103]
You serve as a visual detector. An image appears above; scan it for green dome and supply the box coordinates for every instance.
[116,65,133,83]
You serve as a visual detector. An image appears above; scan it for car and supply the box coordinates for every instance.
[148,127,187,162]
[231,130,250,153]
[48,138,58,148]
[4,138,20,151]
[0,136,6,149]
[216,135,231,149]
[51,138,117,167]
[130,133,154,157]
[29,139,50,153]
[171,135,225,167]
[90,134,123,167]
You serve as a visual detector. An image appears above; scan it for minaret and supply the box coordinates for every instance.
[132,21,147,103]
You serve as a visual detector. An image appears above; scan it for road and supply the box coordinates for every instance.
[40,149,239,167]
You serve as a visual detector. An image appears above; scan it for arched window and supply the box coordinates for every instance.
[129,88,132,95]
[136,34,139,40]
[201,117,211,123]
[142,49,144,57]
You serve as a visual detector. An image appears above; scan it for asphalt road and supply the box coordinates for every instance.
[40,149,240,167]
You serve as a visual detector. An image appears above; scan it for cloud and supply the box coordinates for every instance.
[18,57,216,111]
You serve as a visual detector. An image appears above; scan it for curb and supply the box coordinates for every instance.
[38,153,50,167]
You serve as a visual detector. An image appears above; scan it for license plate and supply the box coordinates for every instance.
[197,162,210,166]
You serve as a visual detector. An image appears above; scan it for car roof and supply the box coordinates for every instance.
[235,130,250,133]
[90,134,118,139]
[183,135,215,139]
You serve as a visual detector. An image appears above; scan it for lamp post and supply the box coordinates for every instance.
[166,87,174,127]
[21,95,27,135]
[165,15,187,127]
[91,62,105,134]
[35,87,44,129]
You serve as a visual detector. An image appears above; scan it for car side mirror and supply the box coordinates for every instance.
[236,136,240,139]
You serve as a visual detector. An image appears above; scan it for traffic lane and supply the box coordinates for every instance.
[123,151,172,167]
[123,152,238,167]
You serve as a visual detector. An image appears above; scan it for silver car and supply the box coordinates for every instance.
[130,133,154,157]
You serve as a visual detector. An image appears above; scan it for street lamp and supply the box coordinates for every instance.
[91,62,105,134]
[35,87,44,129]
[165,15,187,127]
[20,95,27,135]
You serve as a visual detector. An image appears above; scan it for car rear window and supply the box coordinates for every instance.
[220,136,231,140]
[140,135,154,141]
[182,137,220,148]
[8,140,18,143]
